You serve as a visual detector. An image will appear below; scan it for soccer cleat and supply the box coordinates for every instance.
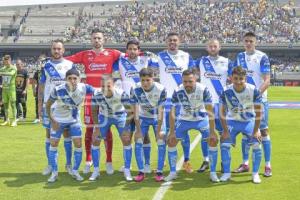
[183,161,193,173]
[47,172,58,183]
[89,171,100,181]
[124,169,133,182]
[154,172,164,182]
[106,162,114,175]
[220,173,231,182]
[252,174,261,184]
[210,172,220,183]
[197,161,209,173]
[119,165,125,173]
[32,119,40,124]
[83,162,92,174]
[233,164,249,173]
[264,166,272,177]
[1,120,10,126]
[42,165,52,176]
[65,165,73,175]
[10,120,17,127]
[72,170,84,182]
[144,164,152,174]
[134,172,145,182]
[164,172,177,182]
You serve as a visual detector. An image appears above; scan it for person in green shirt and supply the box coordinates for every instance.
[0,55,18,126]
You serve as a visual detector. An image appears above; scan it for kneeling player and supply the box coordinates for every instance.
[219,66,262,184]
[89,75,133,181]
[131,68,167,182]
[164,69,216,181]
[46,69,94,182]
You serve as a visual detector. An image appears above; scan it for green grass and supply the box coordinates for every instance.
[1,86,300,200]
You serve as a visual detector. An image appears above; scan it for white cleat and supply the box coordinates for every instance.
[32,119,40,124]
[144,164,151,174]
[42,165,52,176]
[210,172,220,183]
[71,170,84,182]
[164,173,177,182]
[10,120,17,127]
[89,171,100,181]
[83,162,92,174]
[252,174,261,184]
[47,172,58,183]
[106,162,114,175]
[65,165,73,175]
[124,169,133,182]
[119,165,125,173]
[220,173,231,182]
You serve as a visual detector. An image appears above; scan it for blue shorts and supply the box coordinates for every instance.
[50,121,82,139]
[139,116,166,138]
[98,114,129,139]
[213,103,223,133]
[260,101,269,130]
[175,119,209,140]
[42,106,51,129]
[222,120,259,145]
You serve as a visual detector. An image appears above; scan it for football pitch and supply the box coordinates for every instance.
[0,86,299,200]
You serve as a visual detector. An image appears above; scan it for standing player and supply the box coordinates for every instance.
[164,69,216,181]
[219,66,263,184]
[66,28,121,175]
[157,32,195,173]
[114,39,158,173]
[15,59,29,121]
[234,32,272,177]
[197,39,232,180]
[131,68,167,182]
[38,40,74,176]
[89,75,133,181]
[46,69,94,182]
[0,55,17,127]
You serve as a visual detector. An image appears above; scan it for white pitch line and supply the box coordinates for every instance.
[152,134,202,200]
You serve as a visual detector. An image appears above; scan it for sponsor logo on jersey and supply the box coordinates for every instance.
[204,72,222,80]
[165,66,183,74]
[125,70,139,78]
[89,63,108,71]
[50,77,64,85]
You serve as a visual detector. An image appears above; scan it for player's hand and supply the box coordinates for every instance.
[221,130,230,142]
[208,131,219,147]
[252,130,262,143]
[51,119,59,132]
[22,90,27,95]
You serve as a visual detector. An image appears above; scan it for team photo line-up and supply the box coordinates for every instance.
[0,28,271,185]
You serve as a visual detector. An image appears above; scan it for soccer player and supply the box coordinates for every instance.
[38,40,75,176]
[113,39,158,173]
[197,39,232,180]
[164,69,216,181]
[89,75,132,181]
[0,55,17,127]
[66,28,121,175]
[46,69,94,182]
[157,32,195,173]
[234,32,272,177]
[15,59,29,121]
[131,68,167,182]
[219,66,263,184]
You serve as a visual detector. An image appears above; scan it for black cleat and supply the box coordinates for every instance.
[197,161,209,173]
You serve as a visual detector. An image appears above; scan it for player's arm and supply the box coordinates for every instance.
[260,74,270,94]
[259,55,271,94]
[130,88,142,139]
[46,89,59,131]
[219,92,229,141]
[65,52,83,64]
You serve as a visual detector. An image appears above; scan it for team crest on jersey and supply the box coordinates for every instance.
[103,51,109,56]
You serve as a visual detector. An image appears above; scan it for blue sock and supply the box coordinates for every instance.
[64,137,72,166]
[221,144,231,173]
[252,144,262,173]
[91,145,100,168]
[45,138,51,165]
[168,147,177,173]
[181,134,190,162]
[157,139,166,172]
[135,139,144,171]
[262,136,271,164]
[73,148,82,171]
[209,147,218,173]
[143,143,151,165]
[242,136,250,164]
[49,146,58,172]
[124,145,132,169]
[201,138,209,161]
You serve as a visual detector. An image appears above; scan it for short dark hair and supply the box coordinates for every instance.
[139,68,154,78]
[91,28,104,35]
[51,39,64,46]
[182,69,195,76]
[3,54,11,60]
[232,66,247,76]
[66,68,80,77]
[101,74,114,83]
[167,32,179,38]
[126,39,140,49]
[243,32,256,38]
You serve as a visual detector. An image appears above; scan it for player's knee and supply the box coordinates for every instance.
[73,138,82,148]
[92,138,100,146]
[121,134,131,146]
[157,138,165,146]
[50,139,59,147]
[167,139,177,147]
[260,129,269,137]
[143,134,150,144]
[63,130,70,138]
